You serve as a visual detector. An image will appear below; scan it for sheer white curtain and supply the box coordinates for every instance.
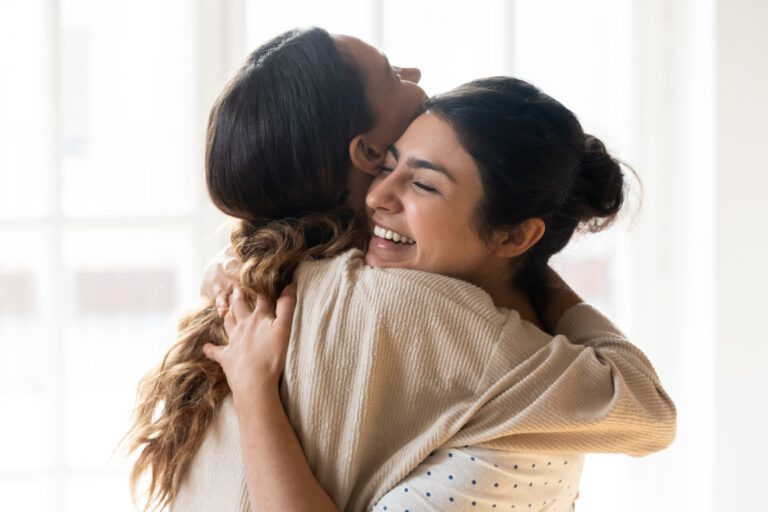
[2,0,746,510]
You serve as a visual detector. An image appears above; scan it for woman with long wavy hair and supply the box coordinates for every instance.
[122,27,424,511]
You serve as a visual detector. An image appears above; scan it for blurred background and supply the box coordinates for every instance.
[0,0,765,510]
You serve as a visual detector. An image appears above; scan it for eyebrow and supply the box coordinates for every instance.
[389,145,455,182]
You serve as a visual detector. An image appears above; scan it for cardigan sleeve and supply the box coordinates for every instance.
[448,304,677,457]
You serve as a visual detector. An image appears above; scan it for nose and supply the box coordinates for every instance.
[395,66,421,84]
[365,172,402,214]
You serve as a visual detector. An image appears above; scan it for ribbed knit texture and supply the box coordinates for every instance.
[173,250,675,512]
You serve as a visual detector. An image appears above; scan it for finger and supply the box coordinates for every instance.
[274,283,298,327]
[230,287,252,322]
[253,293,273,319]
[223,309,237,335]
[202,343,223,363]
[223,257,241,277]
[215,291,229,318]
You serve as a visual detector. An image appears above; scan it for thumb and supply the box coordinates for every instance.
[202,343,223,363]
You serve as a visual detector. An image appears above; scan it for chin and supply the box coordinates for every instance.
[364,251,384,268]
[364,251,401,269]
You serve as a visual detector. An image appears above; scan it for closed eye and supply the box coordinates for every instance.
[414,182,437,193]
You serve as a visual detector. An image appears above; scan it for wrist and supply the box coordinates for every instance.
[232,380,282,414]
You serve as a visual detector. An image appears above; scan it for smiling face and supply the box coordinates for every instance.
[365,112,504,285]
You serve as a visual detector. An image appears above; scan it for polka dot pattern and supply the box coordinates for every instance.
[371,447,584,512]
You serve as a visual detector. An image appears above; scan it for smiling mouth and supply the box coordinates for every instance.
[372,224,416,245]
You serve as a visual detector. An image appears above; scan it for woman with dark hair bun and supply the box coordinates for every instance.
[124,28,675,512]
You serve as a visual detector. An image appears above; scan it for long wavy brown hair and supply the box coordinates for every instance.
[120,27,372,511]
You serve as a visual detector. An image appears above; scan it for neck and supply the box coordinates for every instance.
[472,265,543,330]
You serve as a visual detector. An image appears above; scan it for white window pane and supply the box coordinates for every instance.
[65,390,136,469]
[551,229,618,316]
[61,225,199,389]
[0,480,51,512]
[246,0,375,49]
[66,473,134,512]
[0,230,50,390]
[0,395,53,472]
[0,0,53,218]
[61,226,198,468]
[513,0,633,151]
[381,0,508,95]
[0,229,55,471]
[60,0,197,217]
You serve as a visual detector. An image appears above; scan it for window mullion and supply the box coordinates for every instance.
[45,0,67,508]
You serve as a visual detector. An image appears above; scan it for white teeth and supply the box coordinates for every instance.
[373,224,415,245]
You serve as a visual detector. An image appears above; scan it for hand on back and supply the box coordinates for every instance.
[203,284,298,404]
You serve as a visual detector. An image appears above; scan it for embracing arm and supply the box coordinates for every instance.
[455,301,677,456]
[202,286,339,512]
[233,385,339,512]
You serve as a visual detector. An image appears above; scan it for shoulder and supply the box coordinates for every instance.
[297,249,509,326]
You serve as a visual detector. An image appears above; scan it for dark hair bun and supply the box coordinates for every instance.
[571,134,625,232]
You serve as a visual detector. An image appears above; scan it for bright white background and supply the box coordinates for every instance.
[0,0,765,511]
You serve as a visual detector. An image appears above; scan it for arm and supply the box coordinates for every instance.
[458,303,677,457]
[202,286,339,512]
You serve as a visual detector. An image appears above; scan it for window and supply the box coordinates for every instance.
[0,1,207,510]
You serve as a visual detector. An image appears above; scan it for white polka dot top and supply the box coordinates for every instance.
[371,446,583,512]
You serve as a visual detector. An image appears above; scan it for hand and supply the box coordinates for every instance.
[202,284,298,402]
[540,267,583,333]
[200,244,242,317]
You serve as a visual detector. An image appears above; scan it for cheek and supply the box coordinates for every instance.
[409,201,480,254]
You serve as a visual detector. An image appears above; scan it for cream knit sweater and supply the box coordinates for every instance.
[173,250,675,512]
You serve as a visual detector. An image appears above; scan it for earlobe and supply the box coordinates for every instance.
[349,135,384,176]
[492,218,546,258]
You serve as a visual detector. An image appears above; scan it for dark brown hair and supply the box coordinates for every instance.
[423,77,629,309]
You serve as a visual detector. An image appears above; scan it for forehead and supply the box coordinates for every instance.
[401,113,460,151]
[398,113,480,183]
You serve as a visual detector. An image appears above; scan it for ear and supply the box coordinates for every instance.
[490,218,546,259]
[349,134,385,176]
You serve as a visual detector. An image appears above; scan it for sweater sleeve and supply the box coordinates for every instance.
[448,304,677,457]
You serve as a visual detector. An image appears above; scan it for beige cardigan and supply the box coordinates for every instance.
[173,250,675,512]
